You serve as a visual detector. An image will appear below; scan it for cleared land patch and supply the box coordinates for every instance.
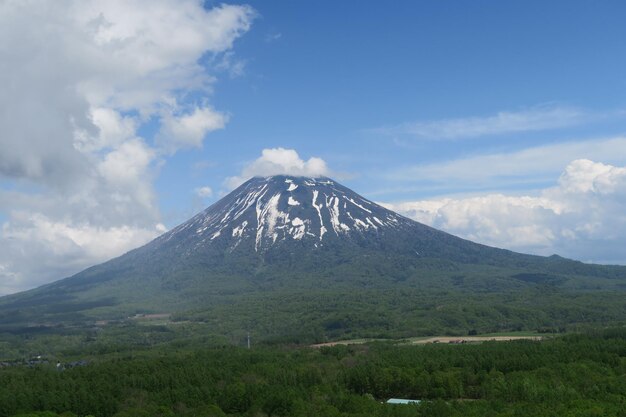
[312,334,544,347]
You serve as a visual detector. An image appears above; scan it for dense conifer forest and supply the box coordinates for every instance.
[1,328,624,417]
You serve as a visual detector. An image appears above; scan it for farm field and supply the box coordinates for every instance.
[311,332,546,347]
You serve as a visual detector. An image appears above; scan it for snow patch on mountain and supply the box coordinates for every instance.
[232,221,248,238]
[157,175,413,253]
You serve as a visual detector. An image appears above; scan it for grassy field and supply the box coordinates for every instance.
[311,331,548,347]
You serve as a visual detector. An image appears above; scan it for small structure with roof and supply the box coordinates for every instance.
[386,398,421,405]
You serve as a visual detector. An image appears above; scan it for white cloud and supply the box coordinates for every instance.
[159,106,229,151]
[0,0,255,294]
[0,214,166,295]
[97,139,157,213]
[74,107,138,152]
[558,159,626,194]
[225,148,331,188]
[0,1,255,185]
[374,105,597,140]
[390,136,626,189]
[71,1,255,112]
[195,186,214,198]
[384,159,626,264]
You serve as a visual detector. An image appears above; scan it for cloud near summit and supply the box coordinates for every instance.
[225,148,331,188]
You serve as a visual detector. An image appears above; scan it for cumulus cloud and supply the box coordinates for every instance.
[159,106,229,152]
[74,107,137,152]
[0,1,254,183]
[373,105,602,140]
[0,0,255,294]
[225,148,331,188]
[384,159,626,264]
[0,215,166,295]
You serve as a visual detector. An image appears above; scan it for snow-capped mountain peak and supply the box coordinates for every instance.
[158,176,413,252]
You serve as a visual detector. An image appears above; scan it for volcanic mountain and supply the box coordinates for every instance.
[1,175,625,339]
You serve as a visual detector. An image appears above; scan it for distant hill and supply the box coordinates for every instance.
[1,175,625,341]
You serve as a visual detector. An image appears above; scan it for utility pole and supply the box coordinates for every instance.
[247,332,251,349]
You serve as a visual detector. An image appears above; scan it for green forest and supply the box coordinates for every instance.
[1,328,624,417]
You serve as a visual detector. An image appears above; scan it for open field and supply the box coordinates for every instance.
[311,333,545,347]
[409,335,543,344]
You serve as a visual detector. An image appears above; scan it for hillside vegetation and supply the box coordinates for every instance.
[1,176,625,343]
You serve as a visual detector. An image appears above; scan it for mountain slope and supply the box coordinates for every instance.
[1,176,625,338]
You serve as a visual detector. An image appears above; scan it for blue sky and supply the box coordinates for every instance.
[1,0,626,293]
[159,0,626,215]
